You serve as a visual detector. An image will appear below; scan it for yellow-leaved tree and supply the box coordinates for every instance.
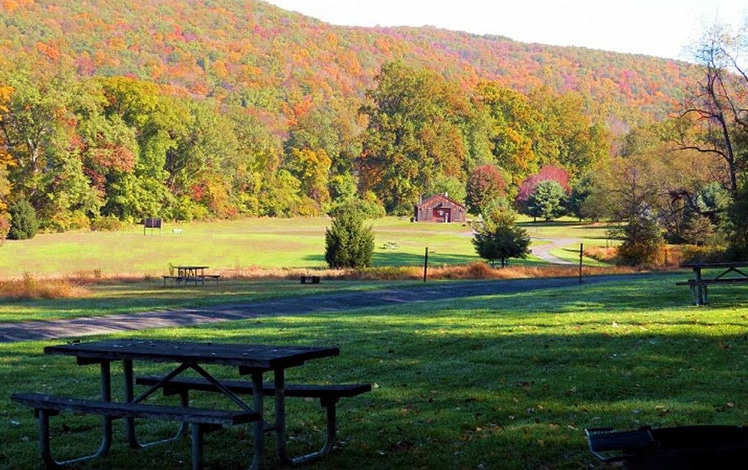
[0,83,14,237]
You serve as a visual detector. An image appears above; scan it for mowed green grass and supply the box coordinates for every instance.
[2,217,687,469]
[0,217,612,278]
[2,274,748,469]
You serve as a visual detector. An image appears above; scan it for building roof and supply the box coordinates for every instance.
[416,193,466,209]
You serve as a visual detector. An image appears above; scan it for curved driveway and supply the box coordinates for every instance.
[531,238,580,265]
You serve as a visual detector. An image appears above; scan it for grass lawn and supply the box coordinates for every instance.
[3,273,748,469]
[0,217,615,278]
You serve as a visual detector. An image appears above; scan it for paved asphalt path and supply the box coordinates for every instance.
[0,275,627,343]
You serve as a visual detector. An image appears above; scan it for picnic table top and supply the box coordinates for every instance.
[45,339,340,370]
[680,261,748,269]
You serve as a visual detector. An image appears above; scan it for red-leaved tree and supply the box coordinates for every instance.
[515,165,570,211]
[465,164,506,215]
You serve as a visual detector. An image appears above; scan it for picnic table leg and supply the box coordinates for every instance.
[274,369,289,464]
[124,359,139,448]
[694,268,704,305]
[689,283,697,304]
[37,408,57,468]
[703,284,708,305]
[36,361,114,467]
[274,369,333,466]
[191,423,204,470]
[250,372,264,470]
[123,360,187,448]
[99,360,114,454]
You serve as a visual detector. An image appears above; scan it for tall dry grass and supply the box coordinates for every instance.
[223,261,640,282]
[584,243,702,269]
[0,272,90,300]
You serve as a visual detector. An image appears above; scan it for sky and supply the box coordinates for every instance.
[263,0,746,61]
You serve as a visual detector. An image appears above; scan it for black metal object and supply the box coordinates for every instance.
[586,425,748,469]
[42,340,342,469]
[143,217,162,235]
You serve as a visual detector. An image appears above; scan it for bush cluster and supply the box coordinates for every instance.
[91,216,128,232]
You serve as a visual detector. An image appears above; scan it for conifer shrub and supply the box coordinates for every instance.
[472,202,531,267]
[7,199,38,240]
[324,206,375,268]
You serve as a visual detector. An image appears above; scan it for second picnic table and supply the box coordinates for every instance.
[163,265,220,286]
[678,262,748,305]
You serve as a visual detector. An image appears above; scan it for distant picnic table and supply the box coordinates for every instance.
[163,265,220,287]
[677,262,748,305]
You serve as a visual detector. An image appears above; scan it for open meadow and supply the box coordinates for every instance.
[0,217,616,279]
[4,217,747,469]
[0,216,622,323]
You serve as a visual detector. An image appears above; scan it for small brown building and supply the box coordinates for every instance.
[414,194,466,223]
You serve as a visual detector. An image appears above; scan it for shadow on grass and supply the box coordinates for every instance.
[6,290,748,469]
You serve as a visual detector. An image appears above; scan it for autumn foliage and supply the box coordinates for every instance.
[465,164,506,215]
[0,0,711,239]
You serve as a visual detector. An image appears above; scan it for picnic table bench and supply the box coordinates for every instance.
[677,262,748,305]
[136,375,371,462]
[11,392,258,469]
[300,275,321,284]
[586,425,748,467]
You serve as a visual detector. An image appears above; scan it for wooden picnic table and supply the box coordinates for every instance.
[163,266,220,286]
[34,339,342,469]
[678,262,748,305]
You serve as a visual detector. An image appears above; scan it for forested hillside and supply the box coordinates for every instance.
[1,0,696,131]
[0,0,707,234]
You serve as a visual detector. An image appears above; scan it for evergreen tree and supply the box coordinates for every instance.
[472,203,530,267]
[324,206,375,268]
[8,199,38,240]
[527,180,566,222]
[515,166,570,215]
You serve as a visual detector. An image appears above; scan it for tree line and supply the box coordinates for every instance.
[0,54,606,230]
[2,18,747,264]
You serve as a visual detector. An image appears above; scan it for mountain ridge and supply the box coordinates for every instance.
[0,0,698,132]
